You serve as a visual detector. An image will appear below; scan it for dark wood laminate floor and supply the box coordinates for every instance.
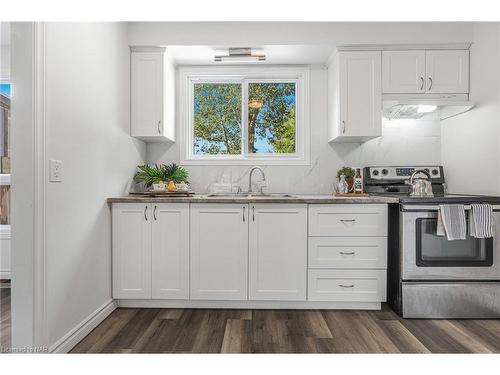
[0,281,11,352]
[70,305,500,354]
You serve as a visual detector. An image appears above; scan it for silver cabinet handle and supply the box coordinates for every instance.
[342,120,346,134]
[339,251,355,255]
[420,76,424,91]
[340,219,356,222]
[339,284,355,288]
[157,120,161,134]
[243,206,246,222]
[144,206,148,221]
[428,77,433,91]
[252,206,255,221]
[153,205,157,221]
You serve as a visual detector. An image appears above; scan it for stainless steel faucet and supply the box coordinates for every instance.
[248,166,266,194]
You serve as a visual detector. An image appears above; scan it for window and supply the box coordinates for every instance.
[181,66,309,165]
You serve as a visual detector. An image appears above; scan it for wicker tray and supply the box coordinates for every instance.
[131,191,195,197]
[334,193,369,197]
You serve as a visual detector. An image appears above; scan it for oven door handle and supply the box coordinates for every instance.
[402,204,500,212]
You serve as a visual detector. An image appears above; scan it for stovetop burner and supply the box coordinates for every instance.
[363,166,500,204]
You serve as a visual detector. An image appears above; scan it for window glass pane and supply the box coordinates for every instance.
[248,82,296,154]
[193,83,242,155]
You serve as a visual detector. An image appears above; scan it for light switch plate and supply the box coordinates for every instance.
[49,159,63,182]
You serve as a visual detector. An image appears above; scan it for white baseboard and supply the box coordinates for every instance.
[116,299,381,310]
[49,299,116,353]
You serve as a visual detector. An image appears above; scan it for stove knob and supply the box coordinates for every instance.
[372,170,379,176]
[381,169,388,176]
[431,169,439,176]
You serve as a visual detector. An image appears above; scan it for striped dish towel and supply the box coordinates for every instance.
[437,205,467,240]
[469,203,495,238]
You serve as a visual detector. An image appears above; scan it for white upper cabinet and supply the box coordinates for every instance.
[249,204,307,301]
[131,47,175,142]
[425,50,469,93]
[328,51,382,143]
[382,49,469,94]
[112,203,152,299]
[151,203,189,299]
[190,204,249,300]
[382,51,426,93]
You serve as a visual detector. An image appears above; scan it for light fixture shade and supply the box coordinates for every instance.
[215,47,266,63]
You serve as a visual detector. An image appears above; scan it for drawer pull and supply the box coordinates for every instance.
[339,251,355,256]
[339,284,355,288]
[340,219,356,222]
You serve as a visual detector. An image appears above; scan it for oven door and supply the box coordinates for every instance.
[401,204,500,280]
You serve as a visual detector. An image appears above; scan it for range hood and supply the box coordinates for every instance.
[382,94,475,120]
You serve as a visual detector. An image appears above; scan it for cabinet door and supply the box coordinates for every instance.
[112,204,151,299]
[339,51,382,138]
[382,51,426,93]
[425,50,469,93]
[190,204,248,300]
[249,204,307,301]
[151,203,189,299]
[131,52,164,137]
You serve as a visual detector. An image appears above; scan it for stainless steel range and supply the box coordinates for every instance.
[364,165,500,318]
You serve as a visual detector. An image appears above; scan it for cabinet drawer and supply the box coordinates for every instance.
[308,204,387,237]
[308,237,387,269]
[308,269,387,302]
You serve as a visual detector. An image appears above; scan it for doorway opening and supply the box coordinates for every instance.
[0,21,12,351]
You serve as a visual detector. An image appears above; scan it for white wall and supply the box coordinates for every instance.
[0,45,10,81]
[128,22,473,46]
[441,23,500,195]
[136,22,467,193]
[43,23,146,349]
[148,65,442,194]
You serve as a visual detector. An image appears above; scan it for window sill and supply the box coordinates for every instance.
[181,158,310,166]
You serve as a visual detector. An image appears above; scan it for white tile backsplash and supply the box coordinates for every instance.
[147,67,442,194]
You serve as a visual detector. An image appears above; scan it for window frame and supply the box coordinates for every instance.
[179,66,310,165]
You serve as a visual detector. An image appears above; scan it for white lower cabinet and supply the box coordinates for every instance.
[151,203,189,299]
[112,203,189,300]
[190,204,248,300]
[308,237,387,269]
[307,204,388,304]
[249,204,307,301]
[112,203,152,299]
[112,202,388,308]
[308,269,387,302]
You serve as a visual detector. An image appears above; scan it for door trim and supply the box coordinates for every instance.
[10,22,48,350]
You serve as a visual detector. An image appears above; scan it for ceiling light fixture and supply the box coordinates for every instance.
[214,48,266,63]
[248,99,264,109]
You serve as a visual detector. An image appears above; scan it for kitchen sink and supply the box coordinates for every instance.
[206,193,295,198]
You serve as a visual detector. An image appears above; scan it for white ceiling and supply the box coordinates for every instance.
[166,45,335,66]
[0,22,10,46]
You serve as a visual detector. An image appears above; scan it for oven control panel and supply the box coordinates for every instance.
[365,166,443,181]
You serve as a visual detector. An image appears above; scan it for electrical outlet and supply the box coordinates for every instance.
[49,160,63,182]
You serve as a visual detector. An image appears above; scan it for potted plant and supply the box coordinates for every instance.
[336,166,356,193]
[163,163,189,191]
[134,163,189,191]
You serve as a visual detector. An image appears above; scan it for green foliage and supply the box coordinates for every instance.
[193,83,242,155]
[267,106,296,153]
[336,166,356,179]
[193,82,296,155]
[134,163,189,187]
[134,164,166,187]
[164,163,189,183]
[248,83,296,153]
